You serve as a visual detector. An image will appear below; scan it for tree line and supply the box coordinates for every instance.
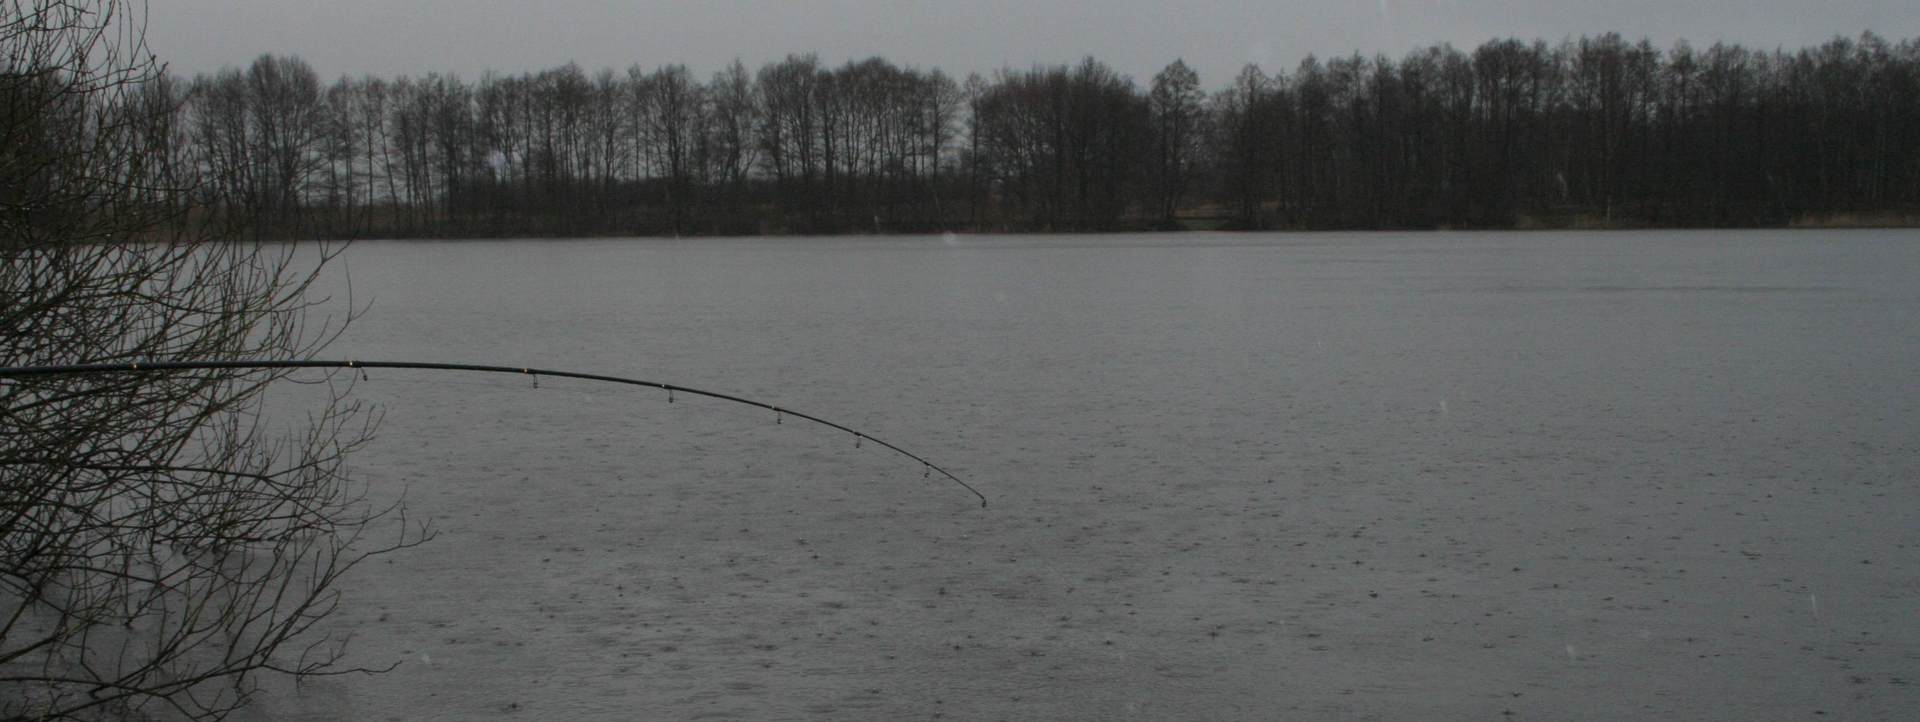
[168,32,1920,237]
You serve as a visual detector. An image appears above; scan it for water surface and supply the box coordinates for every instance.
[252,230,1920,720]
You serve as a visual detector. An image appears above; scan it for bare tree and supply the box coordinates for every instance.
[1149,59,1203,224]
[244,55,324,234]
[66,25,1920,237]
[645,64,703,234]
[1,2,428,719]
[707,60,760,196]
[1210,63,1272,226]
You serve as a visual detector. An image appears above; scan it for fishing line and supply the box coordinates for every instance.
[0,359,987,507]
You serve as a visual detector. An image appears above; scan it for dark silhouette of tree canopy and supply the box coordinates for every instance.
[60,20,1920,236]
[2,2,428,718]
[190,32,1920,236]
[1149,59,1206,225]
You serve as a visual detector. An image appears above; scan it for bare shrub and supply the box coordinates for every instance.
[1,2,428,718]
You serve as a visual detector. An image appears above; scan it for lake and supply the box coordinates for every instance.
[246,230,1920,720]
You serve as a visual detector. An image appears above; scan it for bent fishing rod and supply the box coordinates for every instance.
[0,359,987,507]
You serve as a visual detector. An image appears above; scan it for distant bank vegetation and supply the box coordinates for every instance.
[84,32,1920,236]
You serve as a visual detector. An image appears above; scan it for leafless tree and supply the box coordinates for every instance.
[1,2,428,718]
[706,61,760,199]
[644,64,702,234]
[1149,59,1204,223]
[139,28,1920,236]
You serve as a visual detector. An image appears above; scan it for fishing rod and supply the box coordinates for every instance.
[0,359,987,507]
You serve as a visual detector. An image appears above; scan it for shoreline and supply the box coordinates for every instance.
[240,219,1920,243]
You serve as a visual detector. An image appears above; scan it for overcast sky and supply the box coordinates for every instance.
[145,1,1914,86]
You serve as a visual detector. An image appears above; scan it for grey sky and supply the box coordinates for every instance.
[146,1,1914,85]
